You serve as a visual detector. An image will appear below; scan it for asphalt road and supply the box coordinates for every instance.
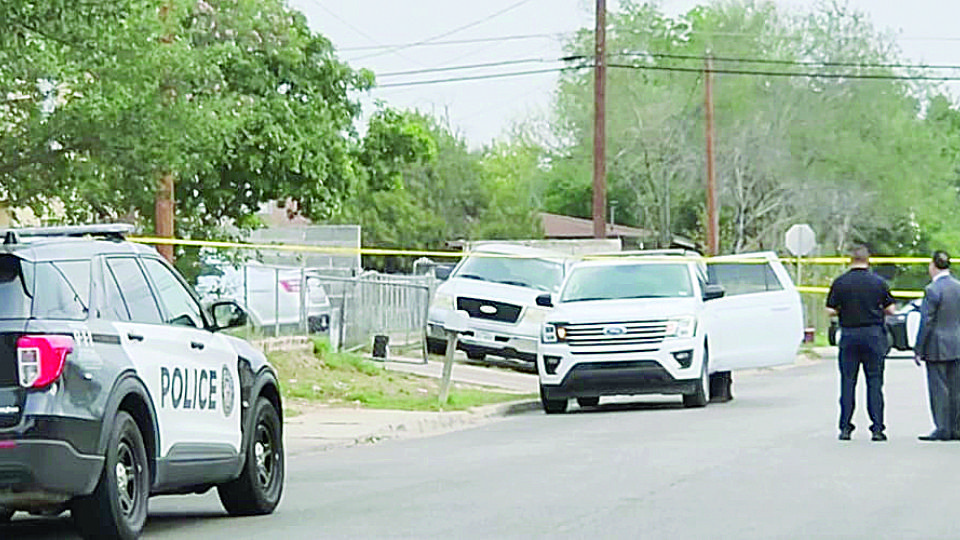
[8,352,960,539]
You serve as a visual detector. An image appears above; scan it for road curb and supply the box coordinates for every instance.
[285,398,540,455]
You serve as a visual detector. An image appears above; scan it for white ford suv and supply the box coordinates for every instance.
[536,251,803,413]
[426,244,569,364]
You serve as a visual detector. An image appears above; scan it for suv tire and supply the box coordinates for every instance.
[72,411,150,540]
[218,397,284,516]
[540,385,568,414]
[682,349,709,408]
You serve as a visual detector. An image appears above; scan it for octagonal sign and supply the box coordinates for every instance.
[785,224,816,256]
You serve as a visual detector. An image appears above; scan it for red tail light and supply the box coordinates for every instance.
[17,335,74,389]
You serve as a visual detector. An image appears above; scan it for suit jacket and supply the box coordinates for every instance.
[916,273,960,362]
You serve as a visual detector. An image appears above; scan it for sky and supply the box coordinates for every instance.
[289,0,960,146]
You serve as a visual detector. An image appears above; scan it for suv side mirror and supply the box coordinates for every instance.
[702,284,725,301]
[210,300,248,330]
[536,294,554,308]
[435,265,453,281]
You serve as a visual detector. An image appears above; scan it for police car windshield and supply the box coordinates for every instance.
[560,263,693,302]
[0,255,32,319]
[454,254,564,293]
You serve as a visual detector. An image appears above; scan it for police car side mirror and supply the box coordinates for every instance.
[702,284,725,301]
[211,301,247,331]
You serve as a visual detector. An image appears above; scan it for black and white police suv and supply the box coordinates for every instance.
[0,224,284,539]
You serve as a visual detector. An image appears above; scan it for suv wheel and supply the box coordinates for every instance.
[426,338,447,355]
[72,411,150,540]
[218,397,284,516]
[540,385,568,414]
[683,349,709,408]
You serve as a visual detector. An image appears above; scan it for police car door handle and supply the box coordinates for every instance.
[127,333,144,342]
[191,341,205,350]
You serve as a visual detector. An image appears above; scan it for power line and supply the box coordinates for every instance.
[376,67,573,89]
[609,51,960,71]
[377,58,556,78]
[350,0,540,62]
[338,33,565,52]
[607,62,960,82]
[305,0,423,66]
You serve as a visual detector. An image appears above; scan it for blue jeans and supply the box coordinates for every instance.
[838,325,886,433]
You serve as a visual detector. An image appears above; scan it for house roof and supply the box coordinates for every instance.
[540,212,649,239]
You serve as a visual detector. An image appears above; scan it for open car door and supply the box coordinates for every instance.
[706,252,804,371]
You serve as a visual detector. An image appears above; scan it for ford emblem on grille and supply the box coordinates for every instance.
[604,325,627,336]
[479,305,498,315]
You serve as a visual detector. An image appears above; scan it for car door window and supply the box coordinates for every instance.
[708,262,783,296]
[140,258,206,328]
[32,262,88,320]
[106,258,163,324]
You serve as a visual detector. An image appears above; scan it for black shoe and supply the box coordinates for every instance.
[918,431,952,441]
[839,429,853,441]
[871,432,887,442]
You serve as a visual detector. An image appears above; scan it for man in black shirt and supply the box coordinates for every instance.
[826,245,896,441]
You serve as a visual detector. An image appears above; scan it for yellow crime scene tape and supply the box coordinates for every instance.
[131,236,930,298]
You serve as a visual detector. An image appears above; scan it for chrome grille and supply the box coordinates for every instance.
[562,320,668,355]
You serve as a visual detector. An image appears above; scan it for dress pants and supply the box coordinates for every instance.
[925,360,960,437]
[838,325,886,433]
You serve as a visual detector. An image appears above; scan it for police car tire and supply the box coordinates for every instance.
[217,397,284,516]
[72,412,149,540]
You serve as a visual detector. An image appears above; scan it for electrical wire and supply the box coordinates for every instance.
[609,51,960,71]
[338,33,565,52]
[606,62,960,82]
[377,58,556,78]
[376,67,575,89]
[349,0,540,62]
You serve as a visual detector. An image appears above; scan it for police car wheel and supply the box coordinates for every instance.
[72,411,149,540]
[218,397,284,516]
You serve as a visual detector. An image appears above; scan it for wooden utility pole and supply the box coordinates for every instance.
[592,0,607,239]
[156,173,175,262]
[704,54,719,256]
[156,2,175,263]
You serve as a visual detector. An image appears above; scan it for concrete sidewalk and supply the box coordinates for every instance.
[283,354,541,454]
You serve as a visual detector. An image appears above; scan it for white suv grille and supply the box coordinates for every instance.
[563,320,669,355]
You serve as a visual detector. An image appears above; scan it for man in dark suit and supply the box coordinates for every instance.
[914,250,960,441]
[827,245,896,442]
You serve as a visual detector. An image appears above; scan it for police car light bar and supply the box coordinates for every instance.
[1,223,135,244]
[17,335,75,389]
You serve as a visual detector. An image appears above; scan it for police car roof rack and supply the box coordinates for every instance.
[1,223,135,244]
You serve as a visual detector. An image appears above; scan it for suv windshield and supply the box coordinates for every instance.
[454,254,564,292]
[561,262,693,302]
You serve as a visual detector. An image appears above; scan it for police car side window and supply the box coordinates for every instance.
[32,262,88,320]
[101,264,131,321]
[106,258,163,324]
[140,258,205,329]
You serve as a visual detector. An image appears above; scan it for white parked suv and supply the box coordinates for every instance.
[426,244,569,364]
[536,251,803,413]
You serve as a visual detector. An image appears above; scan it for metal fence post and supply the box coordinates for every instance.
[274,267,280,337]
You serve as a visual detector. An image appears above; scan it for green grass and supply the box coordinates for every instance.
[267,338,534,412]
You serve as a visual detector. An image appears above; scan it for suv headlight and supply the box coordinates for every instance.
[542,323,567,343]
[664,316,697,339]
[542,323,557,343]
[430,292,455,311]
